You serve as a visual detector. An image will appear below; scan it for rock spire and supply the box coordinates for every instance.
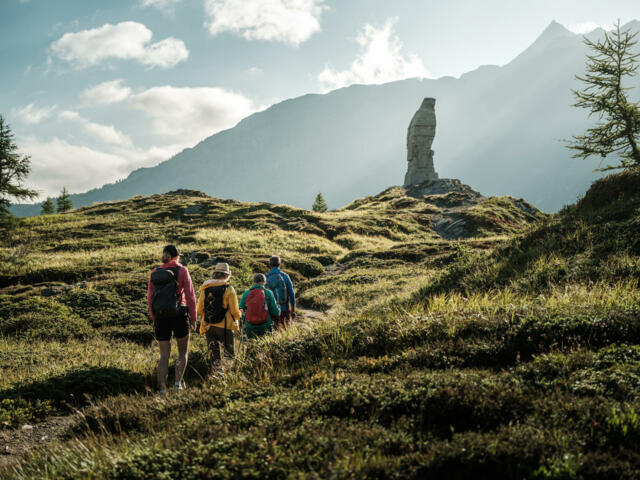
[404,98,438,186]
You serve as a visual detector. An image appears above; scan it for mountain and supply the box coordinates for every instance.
[11,21,640,216]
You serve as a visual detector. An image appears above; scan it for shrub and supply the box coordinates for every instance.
[61,288,148,328]
[286,258,324,278]
[0,295,92,340]
[0,398,54,428]
[103,325,155,345]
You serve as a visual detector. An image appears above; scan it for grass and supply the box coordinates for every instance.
[0,172,639,478]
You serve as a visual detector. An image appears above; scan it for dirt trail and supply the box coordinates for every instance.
[0,415,77,469]
[297,308,328,323]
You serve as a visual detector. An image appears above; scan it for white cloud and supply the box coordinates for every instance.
[20,136,188,198]
[567,22,615,35]
[129,86,255,144]
[246,66,264,76]
[22,137,134,196]
[318,18,430,92]
[58,110,133,147]
[15,81,256,199]
[204,0,326,46]
[80,79,132,106]
[139,0,183,8]
[50,21,189,69]
[11,104,56,125]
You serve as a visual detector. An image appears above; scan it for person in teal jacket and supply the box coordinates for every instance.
[239,274,281,339]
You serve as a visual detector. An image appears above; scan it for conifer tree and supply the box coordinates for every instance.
[41,197,55,215]
[312,192,328,212]
[56,187,73,213]
[0,115,38,217]
[570,21,640,170]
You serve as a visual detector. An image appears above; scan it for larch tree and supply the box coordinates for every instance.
[570,21,640,170]
[0,115,38,218]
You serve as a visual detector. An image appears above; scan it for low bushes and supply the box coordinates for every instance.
[286,257,324,278]
[0,295,92,340]
[61,288,148,328]
[0,398,54,428]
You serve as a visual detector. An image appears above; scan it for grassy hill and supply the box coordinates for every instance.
[0,174,638,479]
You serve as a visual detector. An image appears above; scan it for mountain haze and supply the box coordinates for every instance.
[12,20,640,216]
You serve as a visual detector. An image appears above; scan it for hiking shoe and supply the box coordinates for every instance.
[158,388,167,395]
[173,381,185,391]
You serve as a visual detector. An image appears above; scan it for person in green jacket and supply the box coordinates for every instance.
[239,274,281,340]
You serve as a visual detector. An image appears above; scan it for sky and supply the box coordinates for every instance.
[1,0,638,200]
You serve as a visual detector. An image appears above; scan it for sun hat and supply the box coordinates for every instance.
[213,263,231,274]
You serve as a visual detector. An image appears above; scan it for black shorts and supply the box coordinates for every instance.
[154,315,190,341]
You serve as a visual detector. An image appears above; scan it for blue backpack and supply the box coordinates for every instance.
[266,272,289,307]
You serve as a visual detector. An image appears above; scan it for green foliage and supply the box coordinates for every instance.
[56,187,73,213]
[0,115,38,215]
[312,192,328,212]
[570,21,640,169]
[286,257,324,278]
[61,288,149,328]
[0,295,92,340]
[1,177,639,478]
[0,398,54,428]
[608,406,640,444]
[40,197,55,215]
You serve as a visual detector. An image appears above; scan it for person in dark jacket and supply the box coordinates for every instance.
[147,245,197,394]
[265,256,296,330]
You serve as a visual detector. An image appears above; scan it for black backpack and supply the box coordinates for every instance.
[150,266,182,320]
[204,284,229,324]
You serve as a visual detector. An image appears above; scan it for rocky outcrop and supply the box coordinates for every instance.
[404,98,438,186]
[405,178,483,203]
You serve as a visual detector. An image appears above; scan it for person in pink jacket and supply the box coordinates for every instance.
[147,245,197,393]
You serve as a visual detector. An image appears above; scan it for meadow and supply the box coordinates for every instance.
[0,172,638,479]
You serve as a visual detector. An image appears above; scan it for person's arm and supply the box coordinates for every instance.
[147,270,155,322]
[196,286,204,322]
[238,289,248,311]
[238,290,249,322]
[179,267,197,325]
[266,290,281,318]
[227,286,242,321]
[285,273,296,310]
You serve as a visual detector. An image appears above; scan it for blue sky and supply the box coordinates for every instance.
[2,0,638,199]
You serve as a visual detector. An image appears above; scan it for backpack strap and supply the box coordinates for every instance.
[161,266,182,297]
[167,266,182,279]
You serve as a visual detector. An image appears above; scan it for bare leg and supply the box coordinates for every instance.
[157,340,171,391]
[175,333,190,385]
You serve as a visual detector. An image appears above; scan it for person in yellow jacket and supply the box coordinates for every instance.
[196,263,242,375]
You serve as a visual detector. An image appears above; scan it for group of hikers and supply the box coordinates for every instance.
[147,245,296,393]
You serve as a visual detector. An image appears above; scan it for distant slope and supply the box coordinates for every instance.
[12,20,640,217]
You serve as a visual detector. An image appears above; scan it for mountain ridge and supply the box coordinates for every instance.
[11,20,639,216]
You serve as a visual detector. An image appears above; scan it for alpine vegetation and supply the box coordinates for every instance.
[2,5,640,479]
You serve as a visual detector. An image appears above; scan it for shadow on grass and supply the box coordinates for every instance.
[0,366,147,409]
[183,349,209,384]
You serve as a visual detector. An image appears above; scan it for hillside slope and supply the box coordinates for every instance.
[13,21,640,217]
[1,172,639,478]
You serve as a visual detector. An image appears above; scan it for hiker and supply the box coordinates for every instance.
[196,263,241,376]
[265,256,296,330]
[147,245,197,393]
[239,273,281,339]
